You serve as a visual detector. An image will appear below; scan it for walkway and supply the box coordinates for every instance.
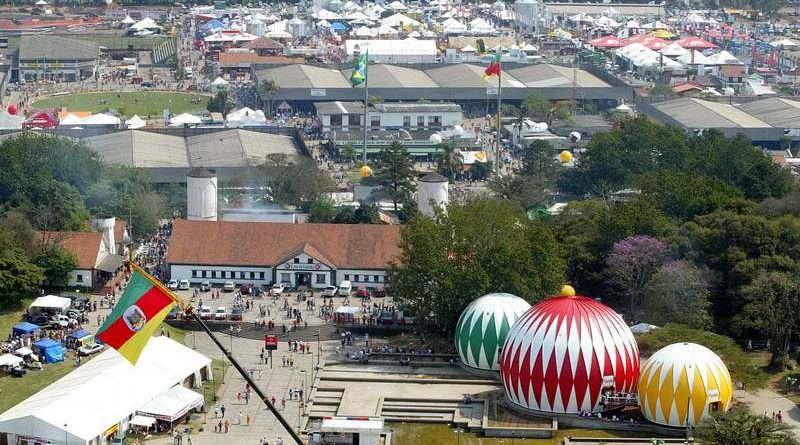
[736,388,800,436]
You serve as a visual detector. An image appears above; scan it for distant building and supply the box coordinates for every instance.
[314,101,462,132]
[17,35,100,82]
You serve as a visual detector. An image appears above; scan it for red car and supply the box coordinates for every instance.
[240,283,253,295]
[374,287,386,298]
[356,287,371,298]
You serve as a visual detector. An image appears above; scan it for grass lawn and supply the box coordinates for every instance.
[0,360,73,413]
[0,300,30,342]
[32,92,209,118]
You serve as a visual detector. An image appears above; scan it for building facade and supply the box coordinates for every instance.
[315,101,463,132]
[166,220,401,290]
[17,35,100,82]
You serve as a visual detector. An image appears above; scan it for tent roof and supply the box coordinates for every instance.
[13,322,41,333]
[0,354,23,367]
[0,337,210,442]
[126,115,146,129]
[68,329,90,339]
[169,113,203,125]
[29,295,71,310]
[33,338,60,349]
[137,385,203,421]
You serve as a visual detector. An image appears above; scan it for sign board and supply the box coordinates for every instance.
[265,335,278,350]
[706,389,720,402]
[486,86,499,96]
[281,262,323,270]
[602,375,616,388]
[310,89,327,97]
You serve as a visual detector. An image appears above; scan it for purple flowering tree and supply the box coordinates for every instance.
[606,235,670,317]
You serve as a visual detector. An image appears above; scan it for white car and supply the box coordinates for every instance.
[78,343,104,356]
[199,305,213,320]
[178,279,190,290]
[270,283,285,296]
[322,286,337,297]
[167,279,179,290]
[214,306,227,320]
[223,281,235,292]
[50,314,75,328]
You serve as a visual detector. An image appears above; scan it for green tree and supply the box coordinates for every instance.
[33,245,78,288]
[85,167,165,238]
[207,90,233,116]
[0,247,44,308]
[638,171,751,221]
[373,141,416,211]
[257,154,333,207]
[353,202,380,224]
[738,272,800,369]
[522,93,575,126]
[434,141,463,181]
[340,143,358,165]
[259,79,279,116]
[695,410,800,445]
[389,198,564,330]
[307,197,337,223]
[397,194,418,223]
[643,260,712,330]
[333,206,356,224]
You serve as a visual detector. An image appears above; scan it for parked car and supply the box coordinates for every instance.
[240,283,253,295]
[214,306,227,320]
[199,306,213,320]
[374,287,386,298]
[230,307,243,321]
[166,306,182,320]
[50,315,75,329]
[27,314,48,325]
[356,287,371,298]
[65,294,90,311]
[252,287,263,297]
[270,283,285,296]
[78,343,105,356]
[167,279,179,290]
[4,365,25,377]
[200,281,211,292]
[223,281,235,292]
[178,279,191,290]
[322,286,338,298]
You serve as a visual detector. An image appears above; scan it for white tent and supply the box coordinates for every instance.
[678,49,713,65]
[344,10,370,22]
[686,12,706,23]
[82,113,121,126]
[641,20,670,30]
[121,16,136,25]
[226,107,267,127]
[29,295,71,313]
[595,16,620,28]
[660,42,688,57]
[0,112,25,130]
[0,354,23,367]
[314,9,341,20]
[630,322,658,334]
[169,113,203,126]
[707,50,743,65]
[59,113,84,126]
[381,12,421,29]
[129,17,162,31]
[461,44,477,52]
[386,0,407,10]
[212,76,229,86]
[0,337,211,445]
[137,385,203,422]
[354,25,377,37]
[126,115,146,129]
[469,17,496,34]
[625,19,640,29]
[377,24,399,35]
[770,38,799,48]
[15,347,34,357]
[265,30,293,39]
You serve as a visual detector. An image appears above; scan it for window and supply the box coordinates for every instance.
[192,270,197,278]
[428,115,442,129]
[316,274,327,284]
[294,258,300,264]
[76,274,83,283]
[374,275,380,283]
[348,114,361,127]
[202,270,208,278]
[259,272,265,280]
[240,272,246,279]
[417,116,425,128]
[212,271,217,278]
[281,273,291,283]
[344,274,350,280]
[371,116,380,129]
[403,115,411,128]
[307,258,313,264]
[250,272,256,279]
[330,114,342,127]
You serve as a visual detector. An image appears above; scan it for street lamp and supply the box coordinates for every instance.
[314,331,321,368]
[64,423,68,445]
[453,426,462,445]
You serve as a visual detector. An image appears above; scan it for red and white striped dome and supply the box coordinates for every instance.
[499,295,640,414]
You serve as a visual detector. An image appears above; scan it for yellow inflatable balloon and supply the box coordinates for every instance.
[561,284,576,297]
[359,165,373,178]
[559,150,574,163]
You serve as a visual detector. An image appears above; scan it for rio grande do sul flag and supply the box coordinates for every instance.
[96,268,176,365]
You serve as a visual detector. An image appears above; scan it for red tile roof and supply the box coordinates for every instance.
[245,37,283,50]
[671,81,703,94]
[166,220,402,270]
[39,232,102,269]
[721,65,746,78]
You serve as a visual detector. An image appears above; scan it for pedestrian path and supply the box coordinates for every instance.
[736,388,800,437]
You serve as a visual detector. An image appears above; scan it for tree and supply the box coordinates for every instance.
[521,139,561,180]
[695,410,800,445]
[373,141,416,211]
[388,198,564,330]
[34,245,77,288]
[643,260,712,330]
[340,143,358,165]
[738,272,800,369]
[0,247,44,308]
[307,197,337,223]
[521,93,575,126]
[606,235,671,317]
[257,154,333,207]
[434,141,463,181]
[638,171,751,221]
[207,91,233,116]
[353,202,380,224]
[397,194,418,223]
[259,79,279,116]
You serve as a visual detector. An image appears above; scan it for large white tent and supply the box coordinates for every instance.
[0,354,23,367]
[137,385,203,422]
[0,337,211,445]
[169,113,203,126]
[126,115,146,129]
[28,295,71,314]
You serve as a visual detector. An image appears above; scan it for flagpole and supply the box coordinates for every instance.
[362,50,369,165]
[495,50,502,176]
[128,263,304,445]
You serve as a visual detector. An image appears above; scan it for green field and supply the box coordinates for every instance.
[33,92,210,119]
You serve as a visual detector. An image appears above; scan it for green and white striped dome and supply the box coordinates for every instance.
[455,293,531,371]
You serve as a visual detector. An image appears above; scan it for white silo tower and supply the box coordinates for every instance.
[91,217,117,255]
[417,172,449,218]
[187,168,218,221]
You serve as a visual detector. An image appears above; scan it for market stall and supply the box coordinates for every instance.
[32,338,65,363]
[28,295,71,316]
[12,322,40,338]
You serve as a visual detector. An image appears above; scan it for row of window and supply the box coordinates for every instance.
[187,270,385,284]
[343,274,385,283]
[401,115,443,128]
[328,114,443,130]
[279,273,328,284]
[191,270,266,280]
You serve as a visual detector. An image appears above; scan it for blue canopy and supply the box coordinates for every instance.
[68,329,90,339]
[330,21,347,31]
[202,19,224,31]
[33,338,65,363]
[12,322,40,336]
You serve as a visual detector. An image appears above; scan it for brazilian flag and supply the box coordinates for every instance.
[350,53,367,87]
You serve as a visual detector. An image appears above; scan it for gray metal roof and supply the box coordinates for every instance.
[544,2,665,16]
[19,35,99,61]
[651,98,772,129]
[253,64,350,89]
[424,64,524,88]
[737,97,800,128]
[507,64,610,88]
[343,64,439,88]
[81,131,188,168]
[372,102,461,113]
[313,101,364,115]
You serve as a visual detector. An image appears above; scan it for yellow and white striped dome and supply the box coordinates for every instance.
[638,343,733,427]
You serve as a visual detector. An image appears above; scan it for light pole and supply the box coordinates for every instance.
[453,426,462,445]
[64,423,68,445]
[314,331,321,368]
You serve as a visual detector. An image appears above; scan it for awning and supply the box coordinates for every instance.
[137,385,203,422]
[96,254,125,273]
[129,415,157,428]
[0,353,23,367]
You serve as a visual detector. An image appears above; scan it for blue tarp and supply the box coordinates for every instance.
[68,329,89,339]
[12,322,40,336]
[330,22,347,32]
[33,338,66,363]
[202,19,224,31]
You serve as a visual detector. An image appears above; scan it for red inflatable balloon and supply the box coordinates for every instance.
[7,104,17,115]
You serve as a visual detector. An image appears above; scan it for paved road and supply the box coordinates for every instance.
[736,388,800,436]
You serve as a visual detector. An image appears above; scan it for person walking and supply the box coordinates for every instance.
[220,404,226,417]
[224,420,229,433]
[237,411,243,425]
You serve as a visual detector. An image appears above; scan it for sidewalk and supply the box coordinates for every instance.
[736,388,800,437]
